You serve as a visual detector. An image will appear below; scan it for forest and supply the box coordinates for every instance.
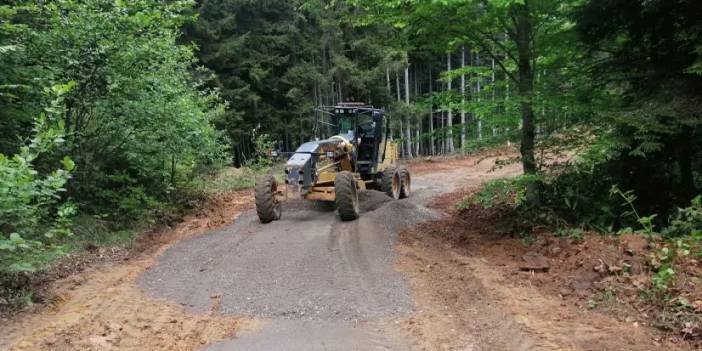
[1,0,701,344]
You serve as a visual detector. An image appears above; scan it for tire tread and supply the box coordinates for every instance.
[255,175,280,223]
[335,171,359,221]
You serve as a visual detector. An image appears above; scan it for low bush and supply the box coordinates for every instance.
[0,85,76,274]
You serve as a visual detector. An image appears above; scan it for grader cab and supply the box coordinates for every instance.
[254,103,411,223]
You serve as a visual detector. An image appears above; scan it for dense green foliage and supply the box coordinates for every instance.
[0,85,76,273]
[184,0,393,165]
[3,1,228,211]
[336,0,700,233]
[1,1,227,274]
[573,0,701,221]
[1,0,700,312]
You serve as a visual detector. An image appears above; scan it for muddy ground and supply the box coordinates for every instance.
[1,191,257,351]
[0,151,695,350]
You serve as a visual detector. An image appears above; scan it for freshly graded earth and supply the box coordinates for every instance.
[139,193,422,320]
[138,155,523,350]
[3,152,686,351]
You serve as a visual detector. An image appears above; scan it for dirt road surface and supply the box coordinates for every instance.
[1,152,685,350]
[138,156,512,350]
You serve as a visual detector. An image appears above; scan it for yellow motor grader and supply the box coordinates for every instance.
[255,103,410,223]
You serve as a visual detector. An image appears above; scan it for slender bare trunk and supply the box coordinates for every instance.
[386,68,391,95]
[414,65,421,155]
[395,72,404,157]
[441,111,445,154]
[428,68,435,156]
[460,46,466,153]
[331,81,336,105]
[404,64,413,158]
[395,72,401,102]
[492,57,497,137]
[446,52,454,153]
[476,51,483,140]
[398,117,404,158]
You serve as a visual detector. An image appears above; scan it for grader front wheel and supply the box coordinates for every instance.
[335,171,360,221]
[399,166,411,199]
[381,167,401,200]
[255,174,282,223]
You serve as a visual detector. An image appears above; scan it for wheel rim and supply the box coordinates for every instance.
[271,180,281,218]
[403,173,411,194]
[392,174,400,197]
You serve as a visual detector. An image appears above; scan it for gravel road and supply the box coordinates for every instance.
[139,158,506,350]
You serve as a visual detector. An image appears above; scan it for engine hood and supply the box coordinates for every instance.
[284,136,354,189]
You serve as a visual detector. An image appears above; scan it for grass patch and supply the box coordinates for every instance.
[69,215,144,250]
[184,165,283,197]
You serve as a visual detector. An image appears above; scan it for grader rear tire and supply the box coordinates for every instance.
[381,167,401,200]
[399,166,411,199]
[255,174,281,223]
[335,171,360,221]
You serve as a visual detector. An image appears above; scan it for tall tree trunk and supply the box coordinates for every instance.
[395,72,402,102]
[414,65,421,155]
[446,52,454,153]
[171,155,176,186]
[404,64,413,158]
[460,46,466,153]
[331,81,336,105]
[441,111,445,154]
[513,2,539,205]
[317,81,324,110]
[428,68,435,156]
[322,42,328,106]
[492,57,497,137]
[476,51,483,140]
[386,68,391,95]
[386,67,392,141]
[338,81,343,102]
[398,117,404,158]
[395,72,404,157]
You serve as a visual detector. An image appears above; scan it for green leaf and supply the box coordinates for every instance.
[9,233,24,243]
[10,262,36,273]
[61,156,75,171]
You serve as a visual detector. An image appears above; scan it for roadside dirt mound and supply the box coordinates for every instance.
[407,146,518,175]
[400,187,696,350]
[1,190,256,351]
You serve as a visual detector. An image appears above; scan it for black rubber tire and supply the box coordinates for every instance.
[255,174,281,223]
[399,166,411,199]
[335,171,360,221]
[380,167,400,200]
[314,200,336,212]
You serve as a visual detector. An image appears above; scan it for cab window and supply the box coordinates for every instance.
[338,117,354,134]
